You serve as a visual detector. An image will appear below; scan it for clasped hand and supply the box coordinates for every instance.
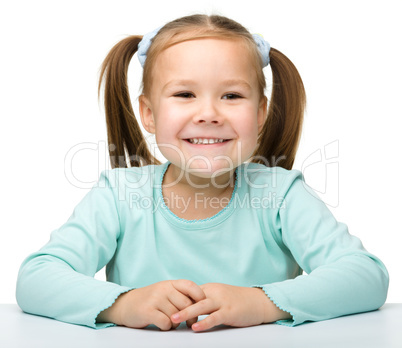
[98,279,281,332]
[171,281,268,332]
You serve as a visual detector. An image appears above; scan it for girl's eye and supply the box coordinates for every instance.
[174,92,195,98]
[222,93,242,100]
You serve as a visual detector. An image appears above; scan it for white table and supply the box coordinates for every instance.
[1,304,401,348]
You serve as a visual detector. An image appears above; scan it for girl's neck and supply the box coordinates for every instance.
[163,163,236,198]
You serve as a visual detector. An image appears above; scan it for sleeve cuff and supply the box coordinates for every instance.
[93,286,136,329]
[251,284,298,327]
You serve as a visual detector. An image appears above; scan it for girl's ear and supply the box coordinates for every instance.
[139,95,156,134]
[257,96,268,133]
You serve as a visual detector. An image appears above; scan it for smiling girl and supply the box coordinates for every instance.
[16,14,388,332]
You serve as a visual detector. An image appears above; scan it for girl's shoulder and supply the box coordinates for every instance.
[94,163,165,193]
[238,162,318,207]
[239,162,303,190]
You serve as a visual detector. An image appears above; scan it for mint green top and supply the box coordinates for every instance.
[16,161,389,328]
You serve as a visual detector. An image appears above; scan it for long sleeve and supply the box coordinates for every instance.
[16,170,133,328]
[253,171,389,326]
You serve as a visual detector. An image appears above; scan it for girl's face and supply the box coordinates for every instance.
[140,38,267,180]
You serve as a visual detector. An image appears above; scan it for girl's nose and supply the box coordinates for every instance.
[193,100,222,125]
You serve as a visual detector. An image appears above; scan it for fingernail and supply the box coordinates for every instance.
[172,314,180,320]
[192,323,200,329]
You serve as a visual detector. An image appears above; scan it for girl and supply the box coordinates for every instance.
[16,14,389,332]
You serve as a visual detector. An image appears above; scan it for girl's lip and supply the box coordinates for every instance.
[183,139,232,146]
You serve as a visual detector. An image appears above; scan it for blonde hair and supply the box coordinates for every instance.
[99,14,306,170]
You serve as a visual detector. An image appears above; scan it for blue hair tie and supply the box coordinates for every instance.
[137,27,271,68]
[137,26,163,67]
[252,33,271,67]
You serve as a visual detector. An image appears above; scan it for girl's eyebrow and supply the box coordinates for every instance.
[162,80,195,92]
[220,79,252,90]
[162,79,252,91]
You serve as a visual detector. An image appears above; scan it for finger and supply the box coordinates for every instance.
[171,279,206,303]
[186,317,198,328]
[168,292,196,328]
[153,310,174,331]
[167,288,196,312]
[192,312,222,332]
[171,322,180,330]
[171,299,214,324]
[156,301,181,330]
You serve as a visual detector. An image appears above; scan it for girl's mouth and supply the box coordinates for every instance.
[185,138,231,145]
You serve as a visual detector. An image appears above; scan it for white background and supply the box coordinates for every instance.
[1,0,401,304]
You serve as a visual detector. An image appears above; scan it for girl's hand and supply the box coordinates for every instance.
[170,283,291,332]
[97,279,206,331]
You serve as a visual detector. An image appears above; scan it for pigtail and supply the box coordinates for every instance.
[98,36,161,168]
[253,48,306,170]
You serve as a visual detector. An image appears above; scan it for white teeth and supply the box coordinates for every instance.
[188,138,226,144]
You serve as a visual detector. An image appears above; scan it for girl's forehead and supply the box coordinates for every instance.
[155,38,254,69]
[154,39,256,79]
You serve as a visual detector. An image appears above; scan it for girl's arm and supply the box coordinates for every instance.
[253,172,389,326]
[16,171,134,329]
